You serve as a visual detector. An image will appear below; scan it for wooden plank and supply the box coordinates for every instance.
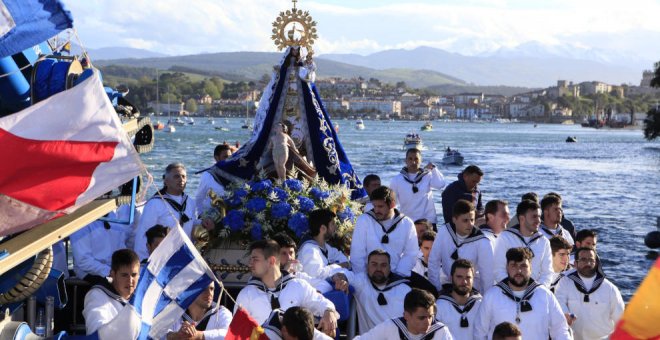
[0,199,118,276]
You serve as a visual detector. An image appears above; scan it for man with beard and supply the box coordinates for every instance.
[298,209,350,293]
[554,247,624,340]
[441,165,484,224]
[234,240,339,338]
[390,148,446,228]
[345,249,413,334]
[354,289,453,339]
[549,235,572,292]
[479,199,510,245]
[474,248,571,340]
[435,259,482,340]
[134,163,197,260]
[350,186,419,276]
[540,195,574,245]
[165,282,232,340]
[429,200,494,292]
[494,200,554,286]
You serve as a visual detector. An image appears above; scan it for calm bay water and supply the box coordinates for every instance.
[144,118,660,299]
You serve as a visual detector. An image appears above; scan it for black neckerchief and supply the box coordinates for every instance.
[150,193,190,225]
[438,285,482,328]
[392,317,445,340]
[446,223,486,260]
[182,302,220,331]
[400,167,430,193]
[247,271,295,310]
[496,278,542,324]
[91,281,129,307]
[540,223,565,238]
[299,236,328,261]
[366,209,406,244]
[504,226,543,258]
[566,270,605,302]
[418,255,428,277]
[478,224,497,238]
[370,273,410,306]
[263,308,284,337]
[550,272,566,293]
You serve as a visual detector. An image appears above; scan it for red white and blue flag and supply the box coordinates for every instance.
[0,71,143,236]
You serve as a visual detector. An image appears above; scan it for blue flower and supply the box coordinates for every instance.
[250,179,272,192]
[284,179,303,192]
[246,197,267,213]
[297,196,315,213]
[270,187,288,201]
[251,223,263,240]
[226,188,249,207]
[337,206,354,222]
[310,187,330,200]
[222,210,245,232]
[234,188,248,199]
[288,212,309,238]
[271,202,292,219]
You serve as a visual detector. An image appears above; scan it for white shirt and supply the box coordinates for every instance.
[411,254,429,278]
[194,171,225,216]
[165,304,232,340]
[134,193,196,260]
[298,239,348,292]
[474,282,572,340]
[354,318,453,340]
[554,271,625,340]
[493,227,554,286]
[540,223,575,245]
[428,224,495,292]
[350,211,419,276]
[234,274,336,325]
[83,286,127,335]
[435,292,482,340]
[70,206,131,278]
[390,168,446,224]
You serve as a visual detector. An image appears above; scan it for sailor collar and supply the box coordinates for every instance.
[479,225,497,238]
[149,192,191,225]
[92,281,129,306]
[566,267,606,303]
[370,273,410,306]
[495,278,543,324]
[299,236,329,260]
[181,302,220,331]
[446,222,486,260]
[400,167,431,194]
[540,223,565,237]
[366,209,406,244]
[247,271,296,309]
[392,317,446,340]
[263,308,285,337]
[438,285,482,328]
[504,226,544,257]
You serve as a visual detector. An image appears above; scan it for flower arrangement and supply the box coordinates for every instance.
[207,176,362,248]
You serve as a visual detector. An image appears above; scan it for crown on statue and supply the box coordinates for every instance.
[271,0,318,50]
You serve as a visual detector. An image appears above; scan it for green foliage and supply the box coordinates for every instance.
[185,98,198,113]
[644,61,660,140]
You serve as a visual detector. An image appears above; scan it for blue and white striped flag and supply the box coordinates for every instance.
[97,225,216,340]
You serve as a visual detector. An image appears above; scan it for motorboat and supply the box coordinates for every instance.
[165,124,176,133]
[442,148,464,165]
[207,117,215,125]
[403,132,423,150]
[566,136,577,143]
[215,126,230,132]
[355,118,365,130]
[421,121,433,131]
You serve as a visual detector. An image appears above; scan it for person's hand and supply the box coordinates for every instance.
[564,313,576,326]
[318,309,338,338]
[332,274,349,293]
[201,218,215,231]
[425,162,436,170]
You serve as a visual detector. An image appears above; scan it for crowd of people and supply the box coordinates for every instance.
[68,145,625,339]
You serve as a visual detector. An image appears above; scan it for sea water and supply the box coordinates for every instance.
[144,119,660,299]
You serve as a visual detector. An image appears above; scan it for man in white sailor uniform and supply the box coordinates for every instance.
[83,249,140,335]
[234,240,339,338]
[474,247,571,340]
[344,249,413,334]
[298,209,351,293]
[549,235,572,292]
[354,288,453,340]
[428,200,494,292]
[493,199,554,286]
[478,199,510,246]
[350,186,419,276]
[362,174,381,212]
[390,148,446,228]
[165,282,232,340]
[554,247,624,340]
[134,162,197,260]
[435,259,482,339]
[539,195,574,245]
[412,231,435,279]
[194,143,232,215]
[262,307,333,340]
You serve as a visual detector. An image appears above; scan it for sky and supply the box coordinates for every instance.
[63,0,660,61]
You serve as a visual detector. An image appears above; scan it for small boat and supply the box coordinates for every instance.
[169,117,186,126]
[566,136,577,143]
[355,118,365,130]
[421,121,433,131]
[442,148,464,166]
[186,117,195,125]
[215,127,230,132]
[403,132,423,150]
[207,117,215,125]
[225,118,230,124]
[165,124,176,133]
[153,121,165,130]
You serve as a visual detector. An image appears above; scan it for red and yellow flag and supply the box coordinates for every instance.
[611,258,660,339]
[225,308,269,340]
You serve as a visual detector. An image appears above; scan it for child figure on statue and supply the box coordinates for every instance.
[271,122,298,181]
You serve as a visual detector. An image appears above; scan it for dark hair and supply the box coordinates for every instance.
[452,199,475,218]
[308,209,336,237]
[213,144,231,158]
[516,199,540,218]
[545,192,562,199]
[282,307,314,340]
[485,199,508,222]
[450,258,474,276]
[370,186,396,206]
[420,230,436,243]
[414,218,432,231]
[521,192,539,203]
[493,321,522,339]
[540,195,562,211]
[403,288,435,314]
[406,148,421,157]
[506,247,533,263]
[463,165,483,176]
[367,249,391,264]
[146,225,168,246]
[249,239,281,261]
[575,229,597,243]
[549,235,572,255]
[111,249,139,272]
[363,174,381,188]
[271,233,296,251]
[575,246,596,261]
